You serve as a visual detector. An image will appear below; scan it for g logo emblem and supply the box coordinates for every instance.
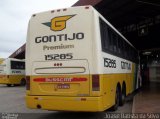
[42,15,76,31]
[51,15,75,31]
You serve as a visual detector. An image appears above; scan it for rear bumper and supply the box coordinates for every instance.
[26,95,104,112]
[0,75,24,84]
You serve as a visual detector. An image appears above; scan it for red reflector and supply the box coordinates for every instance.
[92,75,100,91]
[34,78,45,82]
[26,76,30,90]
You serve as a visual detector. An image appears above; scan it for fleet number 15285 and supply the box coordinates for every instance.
[45,53,73,60]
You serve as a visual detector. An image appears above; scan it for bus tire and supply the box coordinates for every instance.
[13,84,19,86]
[111,86,120,111]
[7,84,11,87]
[119,83,126,106]
[20,78,26,86]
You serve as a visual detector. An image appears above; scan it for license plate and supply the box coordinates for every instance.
[57,84,70,89]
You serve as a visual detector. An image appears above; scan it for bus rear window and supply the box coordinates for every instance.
[11,61,25,70]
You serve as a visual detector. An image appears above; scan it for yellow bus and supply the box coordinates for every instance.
[0,58,26,87]
[26,6,141,111]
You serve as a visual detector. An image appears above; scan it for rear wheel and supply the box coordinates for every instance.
[13,84,19,86]
[111,87,120,111]
[119,85,126,106]
[7,84,11,87]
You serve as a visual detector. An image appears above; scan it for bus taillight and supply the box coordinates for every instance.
[26,76,30,90]
[92,75,100,91]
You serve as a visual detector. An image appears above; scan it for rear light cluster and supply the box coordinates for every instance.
[92,74,100,91]
[54,63,62,66]
[26,76,30,90]
[51,6,89,13]
[51,9,67,13]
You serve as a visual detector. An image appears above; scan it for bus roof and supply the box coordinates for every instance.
[29,5,137,51]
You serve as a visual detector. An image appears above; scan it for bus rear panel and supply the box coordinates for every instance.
[25,6,105,111]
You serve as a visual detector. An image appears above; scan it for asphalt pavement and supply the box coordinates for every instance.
[0,84,133,119]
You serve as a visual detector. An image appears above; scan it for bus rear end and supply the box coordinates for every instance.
[0,58,25,86]
[26,6,103,111]
[0,59,10,85]
[0,64,7,84]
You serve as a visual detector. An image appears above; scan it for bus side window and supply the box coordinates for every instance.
[120,37,124,58]
[108,28,113,52]
[117,37,121,55]
[124,41,128,59]
[120,40,124,58]
[129,46,133,61]
[126,42,129,60]
[103,24,110,50]
[11,61,25,70]
[112,32,118,53]
[99,18,110,52]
